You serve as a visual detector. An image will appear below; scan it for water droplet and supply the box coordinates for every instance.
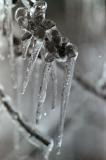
[44,112,47,116]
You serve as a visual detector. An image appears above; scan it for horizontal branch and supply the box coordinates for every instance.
[75,75,106,101]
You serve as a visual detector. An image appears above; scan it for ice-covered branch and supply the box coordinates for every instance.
[0,84,53,158]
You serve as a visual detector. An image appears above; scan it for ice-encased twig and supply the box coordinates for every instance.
[36,61,53,124]
[51,62,57,110]
[21,41,43,94]
[0,85,54,157]
[57,56,77,154]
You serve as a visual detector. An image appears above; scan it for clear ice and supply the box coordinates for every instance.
[21,40,43,94]
[36,61,52,124]
[57,57,76,154]
[51,62,57,110]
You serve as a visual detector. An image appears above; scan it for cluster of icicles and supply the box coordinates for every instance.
[0,0,78,157]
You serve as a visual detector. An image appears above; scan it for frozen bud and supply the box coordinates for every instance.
[34,26,45,39]
[21,32,32,41]
[58,44,66,58]
[57,37,69,58]
[18,17,28,29]
[51,29,60,37]
[65,43,78,58]
[15,7,26,21]
[28,20,35,31]
[43,19,56,30]
[35,14,44,25]
[34,1,47,12]
[52,29,61,46]
[45,38,57,53]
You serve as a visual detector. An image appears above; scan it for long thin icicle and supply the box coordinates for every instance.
[21,40,43,94]
[51,62,57,110]
[36,61,53,124]
[22,35,33,59]
[57,57,76,154]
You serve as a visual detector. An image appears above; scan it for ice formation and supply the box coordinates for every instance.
[0,0,78,157]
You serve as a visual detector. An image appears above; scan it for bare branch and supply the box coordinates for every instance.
[75,74,106,101]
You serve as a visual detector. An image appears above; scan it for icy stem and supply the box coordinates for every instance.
[57,57,76,154]
[21,40,43,94]
[36,61,53,124]
[51,62,57,110]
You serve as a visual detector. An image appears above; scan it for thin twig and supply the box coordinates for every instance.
[75,74,106,101]
[0,85,52,148]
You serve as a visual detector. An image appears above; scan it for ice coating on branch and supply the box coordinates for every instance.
[21,40,43,94]
[51,62,57,110]
[36,61,52,124]
[57,53,78,154]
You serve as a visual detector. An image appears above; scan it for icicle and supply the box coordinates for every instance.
[21,0,31,9]
[57,56,77,154]
[36,61,52,124]
[22,35,33,59]
[21,40,43,94]
[51,62,57,110]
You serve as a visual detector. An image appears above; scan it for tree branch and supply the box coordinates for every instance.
[75,74,106,101]
[0,85,53,149]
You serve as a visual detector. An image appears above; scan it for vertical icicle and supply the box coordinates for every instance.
[51,62,57,110]
[36,61,52,124]
[21,40,43,94]
[30,60,41,128]
[57,56,77,154]
[22,35,33,59]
